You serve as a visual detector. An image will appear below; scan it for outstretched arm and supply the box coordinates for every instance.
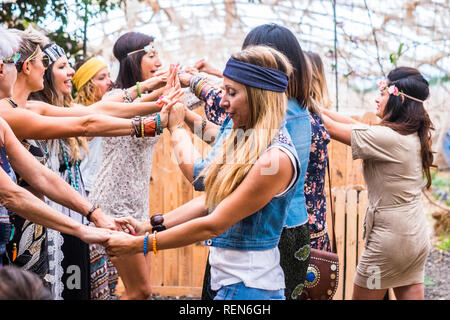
[321,113,352,146]
[115,195,208,236]
[105,147,294,256]
[0,104,135,140]
[320,107,361,125]
[25,87,182,119]
[0,118,118,230]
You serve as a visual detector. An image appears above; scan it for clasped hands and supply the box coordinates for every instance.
[81,213,150,258]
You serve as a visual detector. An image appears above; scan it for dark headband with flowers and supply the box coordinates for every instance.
[378,80,424,103]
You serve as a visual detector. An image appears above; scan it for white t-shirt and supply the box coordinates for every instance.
[209,146,299,291]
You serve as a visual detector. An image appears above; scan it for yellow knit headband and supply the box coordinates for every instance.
[72,57,108,91]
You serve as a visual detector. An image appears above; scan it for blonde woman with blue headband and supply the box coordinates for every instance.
[105,45,301,300]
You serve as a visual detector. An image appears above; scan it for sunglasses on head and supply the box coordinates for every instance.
[16,45,50,72]
[127,43,157,56]
[2,52,21,64]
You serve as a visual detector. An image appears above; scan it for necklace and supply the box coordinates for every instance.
[59,139,79,191]
[6,98,19,108]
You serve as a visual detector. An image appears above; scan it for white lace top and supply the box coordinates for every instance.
[88,131,160,222]
[88,88,202,222]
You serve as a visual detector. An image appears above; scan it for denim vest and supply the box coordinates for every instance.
[284,98,311,227]
[193,118,300,250]
[0,147,17,223]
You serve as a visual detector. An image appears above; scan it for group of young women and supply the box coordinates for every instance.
[0,22,433,300]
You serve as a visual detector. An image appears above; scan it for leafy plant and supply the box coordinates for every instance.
[389,43,404,67]
[0,0,127,61]
[436,235,450,252]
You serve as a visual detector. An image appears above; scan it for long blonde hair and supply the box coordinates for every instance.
[305,51,332,112]
[74,79,98,106]
[201,46,292,209]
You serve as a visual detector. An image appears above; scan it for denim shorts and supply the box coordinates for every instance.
[214,282,285,300]
[0,222,12,268]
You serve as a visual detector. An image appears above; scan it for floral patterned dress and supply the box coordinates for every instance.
[305,113,331,252]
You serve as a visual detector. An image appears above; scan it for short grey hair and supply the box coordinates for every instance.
[0,26,21,60]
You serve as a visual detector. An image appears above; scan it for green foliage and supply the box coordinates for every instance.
[436,235,450,251]
[389,43,404,67]
[0,0,126,61]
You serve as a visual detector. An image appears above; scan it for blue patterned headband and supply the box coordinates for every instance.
[222,57,289,92]
[43,43,66,64]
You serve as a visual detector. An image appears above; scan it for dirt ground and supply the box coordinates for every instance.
[424,241,449,300]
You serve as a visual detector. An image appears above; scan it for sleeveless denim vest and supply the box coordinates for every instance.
[194,99,312,228]
[0,146,17,221]
[283,98,311,227]
[193,118,300,251]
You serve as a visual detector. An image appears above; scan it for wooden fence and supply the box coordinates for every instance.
[145,110,378,299]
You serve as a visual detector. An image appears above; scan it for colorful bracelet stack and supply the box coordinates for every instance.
[131,115,163,138]
[189,75,214,100]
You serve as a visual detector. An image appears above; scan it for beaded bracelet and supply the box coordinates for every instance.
[156,113,163,134]
[150,214,166,232]
[152,231,158,254]
[143,232,149,256]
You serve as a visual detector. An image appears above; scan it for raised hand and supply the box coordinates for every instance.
[161,65,178,96]
[168,102,186,132]
[193,58,222,78]
[141,71,168,92]
[158,89,184,128]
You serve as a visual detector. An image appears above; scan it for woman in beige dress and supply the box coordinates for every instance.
[320,67,433,300]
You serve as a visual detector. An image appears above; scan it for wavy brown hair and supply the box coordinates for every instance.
[382,66,434,188]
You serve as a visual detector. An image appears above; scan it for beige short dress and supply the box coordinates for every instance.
[351,124,431,289]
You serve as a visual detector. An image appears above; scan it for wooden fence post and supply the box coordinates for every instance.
[333,187,346,300]
[357,190,368,261]
[345,189,358,299]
